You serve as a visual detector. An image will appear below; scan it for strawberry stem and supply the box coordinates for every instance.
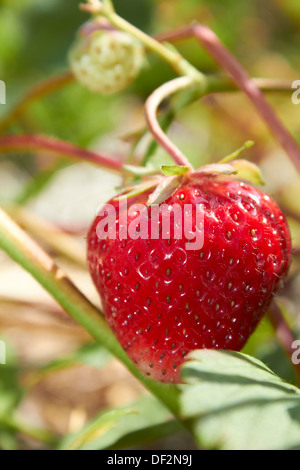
[0,207,181,417]
[154,23,300,175]
[88,2,300,173]
[191,24,300,175]
[0,134,124,171]
[81,1,203,80]
[145,76,203,169]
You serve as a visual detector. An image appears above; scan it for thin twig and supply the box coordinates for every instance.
[268,302,300,381]
[0,134,124,171]
[145,76,200,169]
[155,24,300,174]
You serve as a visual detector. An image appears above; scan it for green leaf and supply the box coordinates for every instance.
[179,350,300,450]
[161,165,190,176]
[59,395,179,450]
[231,159,265,185]
[219,140,254,164]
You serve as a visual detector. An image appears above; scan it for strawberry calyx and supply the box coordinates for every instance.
[118,155,265,206]
[192,159,265,186]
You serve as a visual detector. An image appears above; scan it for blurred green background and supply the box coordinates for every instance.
[0,0,300,450]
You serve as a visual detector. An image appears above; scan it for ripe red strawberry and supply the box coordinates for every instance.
[87,175,291,383]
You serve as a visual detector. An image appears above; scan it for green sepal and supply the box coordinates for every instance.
[219,140,254,164]
[114,177,161,201]
[161,165,190,176]
[147,175,183,206]
[231,159,265,185]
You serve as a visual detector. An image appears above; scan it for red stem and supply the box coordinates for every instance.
[145,76,195,169]
[0,134,124,171]
[157,24,300,175]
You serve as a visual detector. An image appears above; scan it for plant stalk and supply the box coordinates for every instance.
[0,207,180,416]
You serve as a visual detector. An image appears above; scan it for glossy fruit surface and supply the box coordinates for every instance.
[87,176,291,383]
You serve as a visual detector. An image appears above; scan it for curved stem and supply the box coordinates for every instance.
[87,5,300,171]
[155,23,300,175]
[0,207,180,416]
[83,1,203,80]
[191,24,300,175]
[145,76,203,169]
[0,134,124,172]
[0,71,73,134]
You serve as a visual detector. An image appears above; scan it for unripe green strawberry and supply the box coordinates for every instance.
[69,23,145,95]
